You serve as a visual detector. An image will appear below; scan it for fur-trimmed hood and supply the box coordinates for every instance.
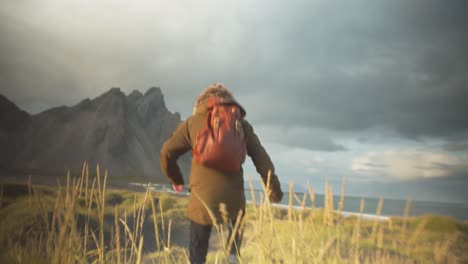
[192,83,246,116]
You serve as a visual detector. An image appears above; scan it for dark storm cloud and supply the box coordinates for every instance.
[0,0,467,142]
[283,135,346,152]
[0,1,223,113]
[2,0,468,204]
[344,177,468,203]
[242,0,468,140]
[254,125,346,152]
[442,142,468,152]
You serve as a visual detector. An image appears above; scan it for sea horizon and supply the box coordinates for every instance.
[269,191,468,221]
[134,183,468,221]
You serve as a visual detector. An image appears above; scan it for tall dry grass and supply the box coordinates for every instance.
[0,162,180,264]
[223,173,465,263]
[0,165,466,263]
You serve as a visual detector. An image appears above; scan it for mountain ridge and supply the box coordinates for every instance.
[0,87,189,181]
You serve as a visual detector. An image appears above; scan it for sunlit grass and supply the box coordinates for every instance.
[0,163,467,263]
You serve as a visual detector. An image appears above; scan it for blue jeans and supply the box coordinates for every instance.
[189,220,243,264]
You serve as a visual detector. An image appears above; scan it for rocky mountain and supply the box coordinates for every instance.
[0,95,31,166]
[0,87,190,181]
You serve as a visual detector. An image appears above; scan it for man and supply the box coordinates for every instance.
[160,83,283,264]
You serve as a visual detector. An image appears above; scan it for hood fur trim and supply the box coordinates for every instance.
[193,83,245,115]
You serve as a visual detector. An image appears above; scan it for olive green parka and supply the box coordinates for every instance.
[160,96,283,225]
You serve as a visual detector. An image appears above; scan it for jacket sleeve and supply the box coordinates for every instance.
[243,120,283,203]
[160,120,192,185]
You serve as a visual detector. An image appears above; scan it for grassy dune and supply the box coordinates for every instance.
[1,165,467,263]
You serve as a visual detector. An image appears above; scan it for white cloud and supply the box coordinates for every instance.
[351,149,468,180]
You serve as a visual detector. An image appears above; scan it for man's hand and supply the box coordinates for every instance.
[172,184,184,193]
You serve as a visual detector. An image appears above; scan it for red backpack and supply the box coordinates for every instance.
[193,97,247,173]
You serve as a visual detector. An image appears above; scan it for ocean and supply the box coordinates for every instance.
[246,190,468,221]
[135,183,468,221]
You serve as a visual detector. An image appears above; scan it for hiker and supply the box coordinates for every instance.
[160,83,283,264]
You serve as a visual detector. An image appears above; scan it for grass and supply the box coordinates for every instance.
[0,164,467,263]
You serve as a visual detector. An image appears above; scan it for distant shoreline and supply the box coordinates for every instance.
[134,182,468,221]
[270,203,390,221]
[129,182,391,221]
[1,176,463,221]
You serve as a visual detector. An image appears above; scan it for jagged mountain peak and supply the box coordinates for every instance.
[142,87,165,106]
[91,87,128,114]
[0,87,188,180]
[127,90,143,105]
[144,86,162,96]
[0,94,30,131]
[40,105,69,114]
[137,87,168,122]
[0,94,11,104]
[0,94,31,165]
[109,87,123,94]
[0,94,22,112]
[76,98,92,109]
[93,87,126,101]
[128,90,143,98]
[102,87,125,98]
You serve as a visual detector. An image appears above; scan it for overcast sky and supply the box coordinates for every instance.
[1,0,467,203]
